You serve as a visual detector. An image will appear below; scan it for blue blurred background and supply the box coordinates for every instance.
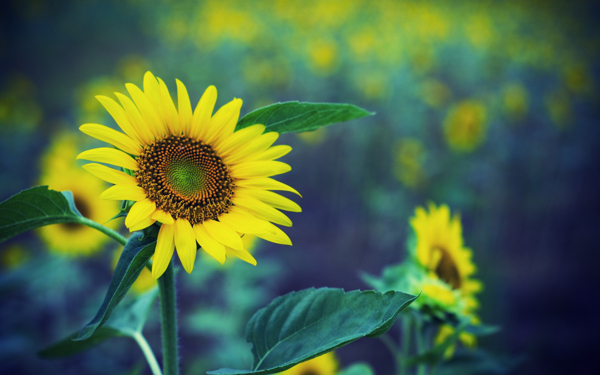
[1,0,598,374]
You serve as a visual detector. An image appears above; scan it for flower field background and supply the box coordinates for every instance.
[1,0,598,374]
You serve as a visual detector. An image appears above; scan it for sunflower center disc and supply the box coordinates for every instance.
[432,247,462,289]
[135,135,235,225]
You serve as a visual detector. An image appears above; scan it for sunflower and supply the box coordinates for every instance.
[38,131,121,257]
[409,203,482,316]
[278,352,338,375]
[443,100,487,152]
[77,72,300,279]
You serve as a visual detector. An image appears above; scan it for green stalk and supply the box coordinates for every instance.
[415,315,426,375]
[400,314,411,375]
[132,331,163,375]
[379,334,402,375]
[77,216,127,245]
[158,261,179,375]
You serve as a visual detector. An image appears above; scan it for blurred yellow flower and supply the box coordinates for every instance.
[117,55,152,82]
[410,203,482,315]
[0,73,43,132]
[545,90,572,129]
[307,38,339,75]
[563,62,592,94]
[502,83,529,120]
[393,138,426,189]
[279,351,338,375]
[443,100,487,152]
[420,79,451,108]
[38,131,121,257]
[297,127,328,146]
[0,244,30,270]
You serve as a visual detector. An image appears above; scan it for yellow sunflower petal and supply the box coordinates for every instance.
[203,98,242,145]
[174,219,197,274]
[229,161,291,179]
[125,198,156,230]
[193,223,226,264]
[99,184,146,201]
[232,196,293,227]
[79,123,142,155]
[128,216,156,232]
[143,71,162,110]
[214,124,265,156]
[77,148,138,170]
[157,77,181,135]
[126,83,166,138]
[229,206,293,245]
[151,209,175,225]
[153,223,175,279]
[254,225,292,246]
[235,177,301,197]
[250,145,292,161]
[115,92,155,145]
[202,220,244,250]
[222,131,279,164]
[176,79,193,135]
[225,246,257,266]
[190,85,217,140]
[82,163,139,186]
[95,95,146,145]
[236,189,301,212]
[218,211,274,234]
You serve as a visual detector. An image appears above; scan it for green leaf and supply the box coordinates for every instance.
[0,186,82,243]
[236,102,374,134]
[339,363,375,375]
[38,327,126,359]
[208,288,417,375]
[76,231,157,341]
[38,288,158,358]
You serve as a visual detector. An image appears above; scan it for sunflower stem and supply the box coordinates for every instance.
[132,331,163,375]
[379,333,402,375]
[77,216,127,245]
[158,261,179,375]
[415,315,426,375]
[400,314,411,375]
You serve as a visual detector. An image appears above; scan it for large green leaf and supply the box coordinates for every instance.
[0,186,82,243]
[236,102,374,134]
[208,288,417,375]
[76,231,157,340]
[38,328,125,359]
[39,288,158,358]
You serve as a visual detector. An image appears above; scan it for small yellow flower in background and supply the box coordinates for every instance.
[279,352,338,375]
[307,38,339,75]
[420,79,451,109]
[0,244,30,270]
[464,14,494,49]
[117,55,152,82]
[443,100,487,153]
[296,127,328,146]
[410,203,482,315]
[410,203,483,357]
[393,138,426,189]
[77,72,301,279]
[76,77,122,124]
[38,131,121,257]
[563,62,593,94]
[502,83,529,120]
[0,73,43,132]
[545,89,572,129]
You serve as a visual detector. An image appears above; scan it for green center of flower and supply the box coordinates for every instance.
[432,247,462,290]
[135,135,235,225]
[165,159,207,198]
